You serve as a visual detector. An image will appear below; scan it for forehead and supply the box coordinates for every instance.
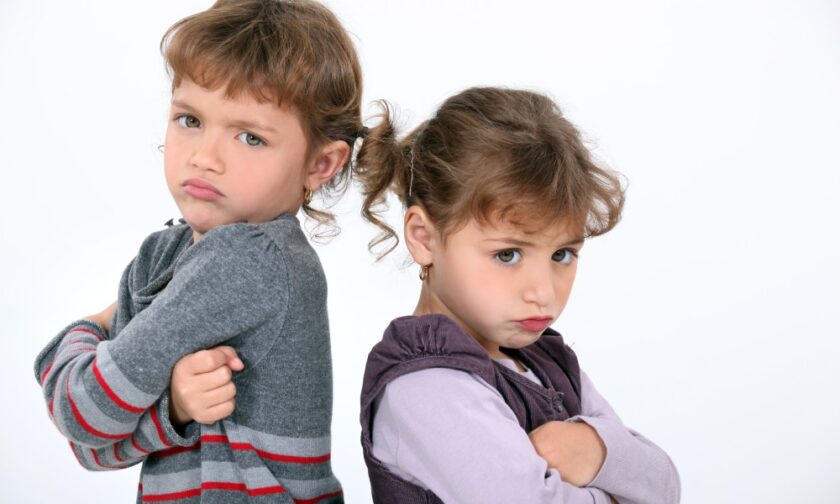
[171,79,303,133]
[172,79,285,115]
[452,215,584,247]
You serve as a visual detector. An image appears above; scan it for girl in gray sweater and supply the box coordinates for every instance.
[34,1,366,502]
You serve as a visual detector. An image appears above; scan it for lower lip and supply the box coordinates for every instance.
[184,184,222,201]
[518,319,552,332]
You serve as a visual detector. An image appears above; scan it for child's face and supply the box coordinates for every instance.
[426,216,584,358]
[164,79,311,240]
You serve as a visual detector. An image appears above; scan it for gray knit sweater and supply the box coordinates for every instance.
[34,214,343,503]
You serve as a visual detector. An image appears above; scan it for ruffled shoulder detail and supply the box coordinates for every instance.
[361,314,497,408]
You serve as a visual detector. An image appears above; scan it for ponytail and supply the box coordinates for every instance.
[355,102,411,257]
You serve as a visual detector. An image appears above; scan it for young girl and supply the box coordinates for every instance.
[33,1,363,502]
[356,87,681,503]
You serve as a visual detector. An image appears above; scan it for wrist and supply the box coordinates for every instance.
[169,399,191,428]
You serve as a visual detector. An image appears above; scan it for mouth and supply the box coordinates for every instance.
[517,317,554,333]
[183,179,223,201]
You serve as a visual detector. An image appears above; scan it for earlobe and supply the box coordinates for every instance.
[307,140,350,191]
[404,205,436,266]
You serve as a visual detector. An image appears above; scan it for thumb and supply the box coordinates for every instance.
[213,346,244,371]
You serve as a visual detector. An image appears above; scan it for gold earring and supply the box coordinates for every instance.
[303,188,313,206]
[419,264,431,281]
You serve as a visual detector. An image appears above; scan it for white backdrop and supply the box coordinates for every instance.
[1,1,838,502]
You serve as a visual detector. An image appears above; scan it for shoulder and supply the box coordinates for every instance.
[362,315,497,405]
[254,214,326,290]
[172,220,296,293]
[375,314,493,363]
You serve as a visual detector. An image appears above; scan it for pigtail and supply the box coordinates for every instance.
[354,101,409,258]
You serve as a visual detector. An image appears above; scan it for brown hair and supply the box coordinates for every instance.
[355,87,625,257]
[161,0,363,232]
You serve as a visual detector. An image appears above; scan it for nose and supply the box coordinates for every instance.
[521,264,556,309]
[189,132,224,174]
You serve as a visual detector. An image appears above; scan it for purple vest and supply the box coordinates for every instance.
[360,314,583,504]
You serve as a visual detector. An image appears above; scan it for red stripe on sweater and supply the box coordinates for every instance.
[150,406,173,447]
[68,442,85,467]
[41,364,53,384]
[113,443,124,462]
[197,435,330,464]
[131,436,151,455]
[65,379,132,440]
[294,490,344,504]
[141,482,286,502]
[73,326,104,341]
[141,487,202,502]
[68,346,97,354]
[92,358,145,413]
[90,448,118,469]
[150,443,200,458]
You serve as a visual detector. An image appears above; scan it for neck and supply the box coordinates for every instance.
[413,283,505,359]
[412,284,436,317]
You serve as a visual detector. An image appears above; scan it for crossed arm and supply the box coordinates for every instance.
[372,367,680,504]
[34,227,285,470]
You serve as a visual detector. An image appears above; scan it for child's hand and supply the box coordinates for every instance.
[528,420,607,487]
[83,301,117,333]
[169,346,245,427]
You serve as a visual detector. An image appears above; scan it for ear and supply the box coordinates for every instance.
[404,205,437,266]
[306,139,350,191]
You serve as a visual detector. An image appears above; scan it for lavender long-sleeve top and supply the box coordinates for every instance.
[371,360,680,504]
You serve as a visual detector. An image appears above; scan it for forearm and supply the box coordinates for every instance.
[573,416,680,504]
[573,372,681,504]
[71,393,199,471]
[35,320,177,448]
[373,368,616,504]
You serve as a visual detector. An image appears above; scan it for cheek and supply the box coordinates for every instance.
[555,268,578,309]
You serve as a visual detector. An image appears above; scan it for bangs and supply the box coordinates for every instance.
[161,2,317,114]
[453,146,624,240]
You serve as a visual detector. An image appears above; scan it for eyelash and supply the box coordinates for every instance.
[552,248,579,265]
[236,132,265,147]
[175,114,200,129]
[174,114,265,147]
[493,248,579,265]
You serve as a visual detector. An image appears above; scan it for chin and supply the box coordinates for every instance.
[502,333,541,349]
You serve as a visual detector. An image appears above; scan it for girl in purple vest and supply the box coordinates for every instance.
[355,87,680,503]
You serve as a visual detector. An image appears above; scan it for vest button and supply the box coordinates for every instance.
[554,400,565,413]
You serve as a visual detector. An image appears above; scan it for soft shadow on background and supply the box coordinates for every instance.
[1,1,838,502]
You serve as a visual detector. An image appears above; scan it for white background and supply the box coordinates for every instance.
[1,1,838,502]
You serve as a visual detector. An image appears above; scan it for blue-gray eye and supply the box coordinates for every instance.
[552,249,577,265]
[495,249,521,264]
[237,132,264,147]
[177,115,200,128]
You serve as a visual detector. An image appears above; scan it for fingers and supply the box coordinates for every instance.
[202,382,237,407]
[213,346,245,372]
[182,348,232,374]
[194,399,236,425]
[200,364,234,389]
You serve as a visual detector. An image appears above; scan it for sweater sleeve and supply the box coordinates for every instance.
[68,388,199,471]
[34,320,200,468]
[33,224,289,450]
[372,367,613,504]
[570,371,681,504]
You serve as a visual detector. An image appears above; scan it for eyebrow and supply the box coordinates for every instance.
[170,99,279,135]
[484,236,585,248]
